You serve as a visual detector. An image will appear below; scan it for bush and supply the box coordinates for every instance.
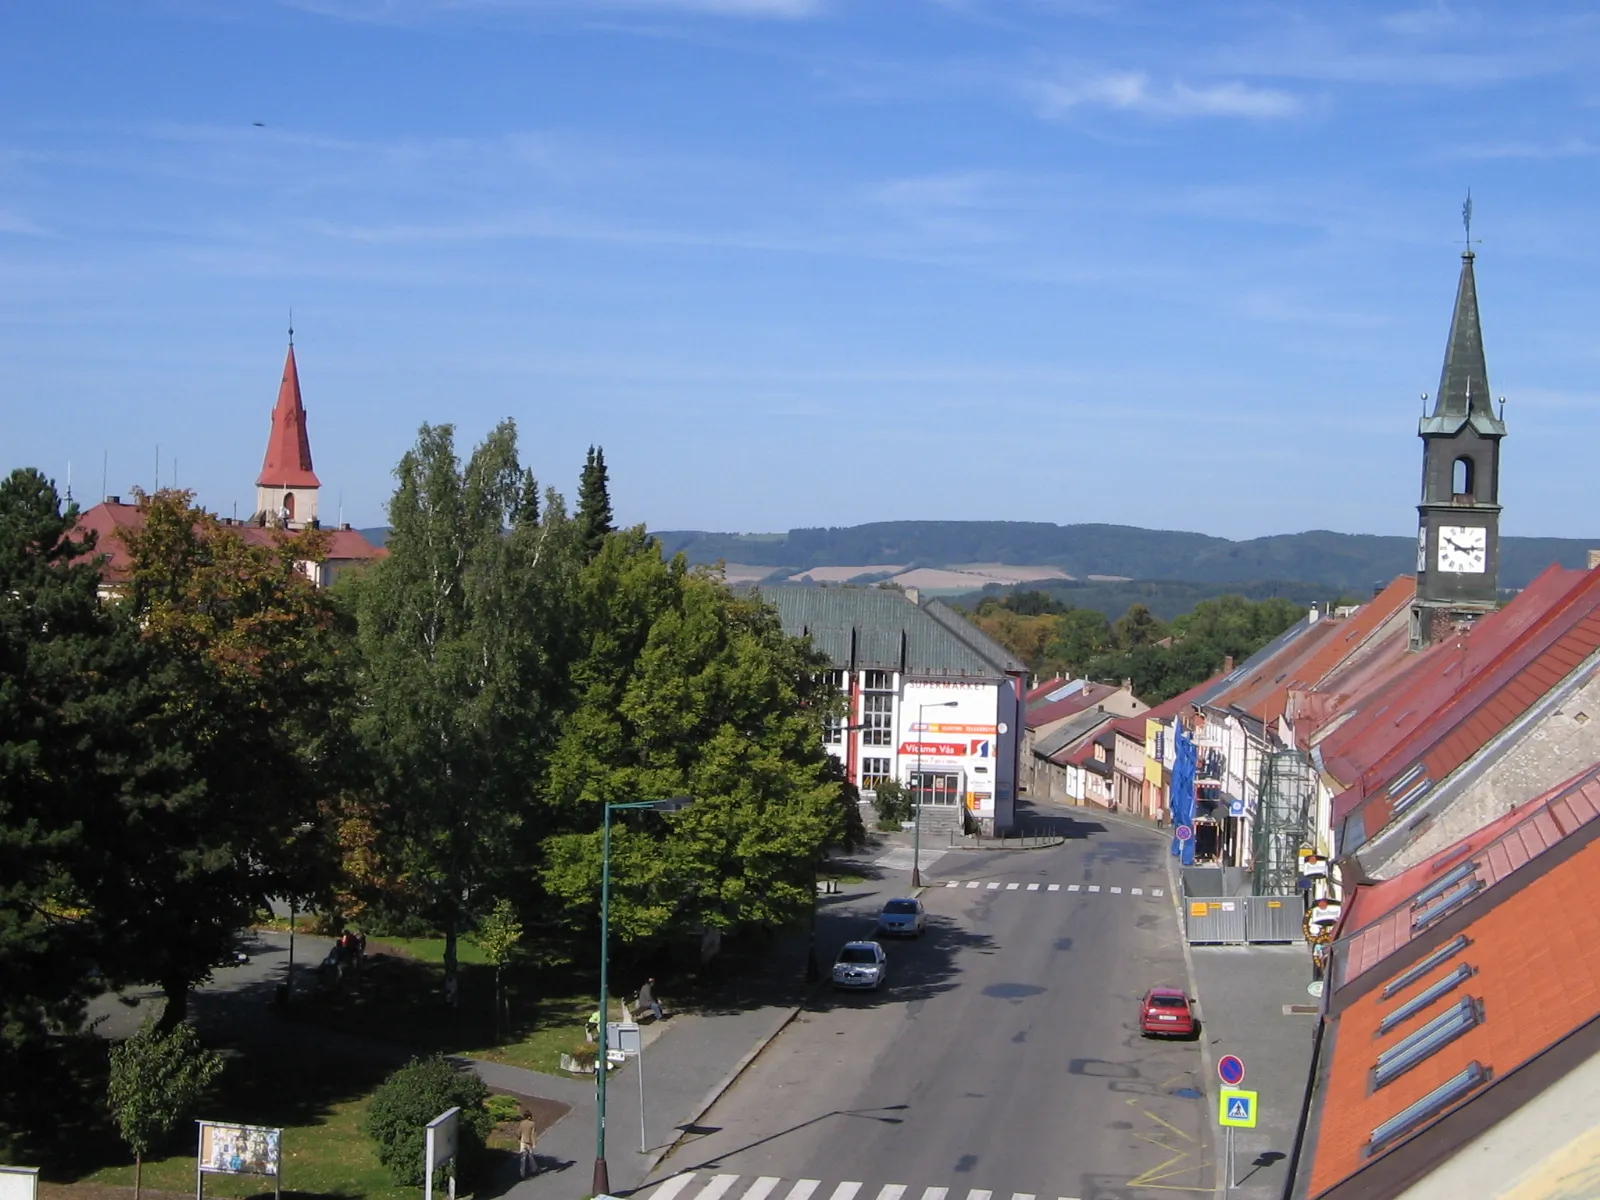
[871,779,913,826]
[364,1056,492,1186]
[483,1093,522,1126]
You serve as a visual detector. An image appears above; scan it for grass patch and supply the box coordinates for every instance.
[463,995,630,1074]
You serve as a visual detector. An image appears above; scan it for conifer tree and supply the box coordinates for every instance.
[576,445,614,560]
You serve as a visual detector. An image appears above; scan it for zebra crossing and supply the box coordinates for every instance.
[934,879,1163,897]
[639,1174,1089,1200]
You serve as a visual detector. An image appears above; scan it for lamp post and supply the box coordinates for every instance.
[594,796,693,1199]
[912,700,960,887]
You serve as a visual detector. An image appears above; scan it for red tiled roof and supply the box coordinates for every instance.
[1281,578,1416,724]
[257,344,321,489]
[1333,762,1600,990]
[75,500,384,583]
[1329,566,1600,838]
[1308,818,1600,1196]
[1210,619,1343,723]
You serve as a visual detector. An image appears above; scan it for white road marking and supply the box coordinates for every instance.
[784,1183,821,1200]
[919,1189,948,1200]
[1005,882,1020,890]
[875,1187,907,1200]
[828,1184,862,1200]
[1110,886,1122,894]
[986,882,1000,890]
[648,1175,698,1200]
[945,881,960,888]
[698,1176,742,1200]
[966,1191,993,1200]
[1068,884,1080,892]
[1131,888,1143,895]
[1011,1193,1036,1200]
[1088,885,1101,893]
[874,846,947,872]
[1027,883,1040,891]
[1153,888,1165,897]
[965,881,980,889]
[743,1180,782,1200]
[1047,883,1060,891]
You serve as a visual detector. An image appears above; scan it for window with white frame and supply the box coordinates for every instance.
[862,693,895,746]
[821,670,847,744]
[861,757,892,790]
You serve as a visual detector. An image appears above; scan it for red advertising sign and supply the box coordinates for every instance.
[897,741,967,757]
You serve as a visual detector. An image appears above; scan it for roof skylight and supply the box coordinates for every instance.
[1379,964,1474,1035]
[1387,763,1426,796]
[1382,935,1470,999]
[1412,879,1484,932]
[1373,996,1480,1089]
[1411,861,1478,910]
[1369,1062,1487,1153]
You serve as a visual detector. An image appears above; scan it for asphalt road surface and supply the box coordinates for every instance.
[641,821,1213,1200]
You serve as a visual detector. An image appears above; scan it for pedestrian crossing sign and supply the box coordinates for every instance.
[1219,1087,1258,1128]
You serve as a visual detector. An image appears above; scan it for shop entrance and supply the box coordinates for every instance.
[911,771,963,806]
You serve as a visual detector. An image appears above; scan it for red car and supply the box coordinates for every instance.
[1139,986,1197,1037]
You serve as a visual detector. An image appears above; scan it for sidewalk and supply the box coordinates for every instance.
[1189,944,1319,1200]
[484,853,921,1199]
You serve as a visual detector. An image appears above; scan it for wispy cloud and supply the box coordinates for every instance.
[1028,70,1301,120]
[277,0,823,23]
[0,209,50,237]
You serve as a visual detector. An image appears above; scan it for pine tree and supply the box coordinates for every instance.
[576,445,614,560]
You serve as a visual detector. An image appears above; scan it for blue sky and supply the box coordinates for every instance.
[4,1,1600,540]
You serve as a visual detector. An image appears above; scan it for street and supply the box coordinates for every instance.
[638,821,1212,1200]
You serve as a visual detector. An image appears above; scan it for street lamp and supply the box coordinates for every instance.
[594,795,694,1199]
[912,700,960,887]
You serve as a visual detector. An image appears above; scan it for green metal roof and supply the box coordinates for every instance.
[759,586,1020,681]
[1421,250,1507,439]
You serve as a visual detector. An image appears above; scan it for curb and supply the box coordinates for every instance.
[639,987,820,1181]
[1165,852,1223,1200]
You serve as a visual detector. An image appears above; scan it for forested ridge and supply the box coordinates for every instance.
[645,520,1597,592]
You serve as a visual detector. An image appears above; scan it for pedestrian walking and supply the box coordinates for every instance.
[517,1111,539,1178]
[637,977,665,1022]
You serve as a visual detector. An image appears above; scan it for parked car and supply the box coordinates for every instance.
[1139,986,1197,1037]
[876,898,927,938]
[833,941,888,990]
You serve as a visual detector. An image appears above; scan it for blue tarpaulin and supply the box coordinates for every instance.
[1170,719,1197,866]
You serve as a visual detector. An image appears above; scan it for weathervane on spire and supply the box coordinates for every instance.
[288,308,294,346]
[1461,191,1480,255]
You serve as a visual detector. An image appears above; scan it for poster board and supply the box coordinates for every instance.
[424,1107,461,1200]
[0,1166,39,1200]
[196,1122,281,1200]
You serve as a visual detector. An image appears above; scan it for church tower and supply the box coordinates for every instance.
[1411,243,1507,648]
[253,335,322,530]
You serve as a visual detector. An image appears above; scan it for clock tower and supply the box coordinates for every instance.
[1411,244,1506,648]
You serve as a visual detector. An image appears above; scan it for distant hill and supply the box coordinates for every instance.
[653,521,1598,593]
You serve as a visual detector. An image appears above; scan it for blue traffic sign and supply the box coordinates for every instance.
[1218,1054,1245,1086]
[1176,824,1194,842]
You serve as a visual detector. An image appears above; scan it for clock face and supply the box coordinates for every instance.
[1437,525,1487,574]
[1417,527,1427,573]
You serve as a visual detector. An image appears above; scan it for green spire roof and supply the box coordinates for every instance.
[1422,250,1506,437]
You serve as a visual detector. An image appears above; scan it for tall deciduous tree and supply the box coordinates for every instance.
[576,445,614,560]
[350,422,573,999]
[542,537,843,945]
[101,489,349,1028]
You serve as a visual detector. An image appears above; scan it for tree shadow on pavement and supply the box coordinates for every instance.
[808,917,998,1011]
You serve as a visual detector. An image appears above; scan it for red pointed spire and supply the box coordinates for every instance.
[256,343,321,488]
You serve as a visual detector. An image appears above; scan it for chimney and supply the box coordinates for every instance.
[1588,550,1600,570]
[903,586,920,604]
[1308,601,1320,625]
[1223,655,1235,673]
[104,495,120,506]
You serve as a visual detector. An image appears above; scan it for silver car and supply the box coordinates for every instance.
[832,940,888,990]
[875,897,927,938]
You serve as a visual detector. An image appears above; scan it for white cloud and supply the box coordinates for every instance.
[1029,70,1301,120]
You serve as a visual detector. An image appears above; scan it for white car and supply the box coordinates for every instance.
[875,898,927,938]
[832,940,888,990]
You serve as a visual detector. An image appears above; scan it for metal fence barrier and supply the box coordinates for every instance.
[1180,885,1303,944]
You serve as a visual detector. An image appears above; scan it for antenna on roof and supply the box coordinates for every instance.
[155,444,159,492]
[66,460,72,504]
